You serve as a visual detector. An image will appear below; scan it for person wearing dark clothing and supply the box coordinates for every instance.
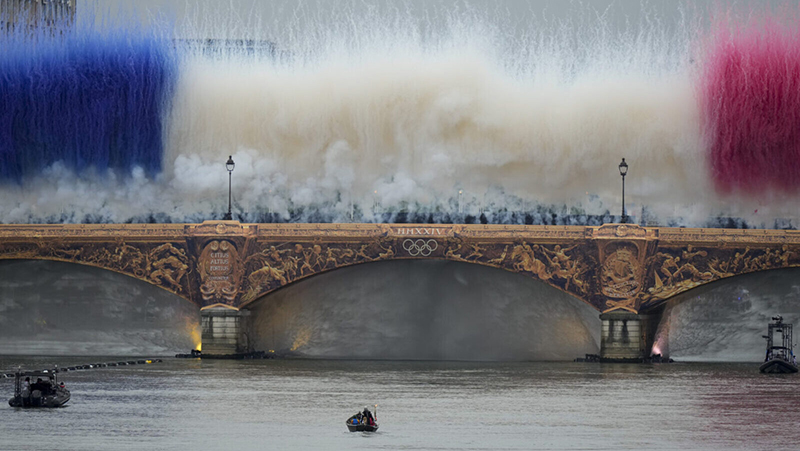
[31,378,53,395]
[362,407,375,426]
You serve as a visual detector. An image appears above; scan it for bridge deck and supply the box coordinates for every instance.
[1,222,799,313]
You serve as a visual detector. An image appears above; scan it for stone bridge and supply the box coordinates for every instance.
[2,221,800,360]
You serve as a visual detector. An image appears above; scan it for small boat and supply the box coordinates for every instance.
[8,369,71,408]
[346,406,379,432]
[760,316,798,374]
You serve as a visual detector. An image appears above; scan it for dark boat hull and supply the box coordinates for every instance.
[347,423,378,432]
[8,390,70,408]
[759,359,799,374]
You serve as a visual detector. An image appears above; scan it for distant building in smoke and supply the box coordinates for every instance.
[175,38,290,61]
[1,0,75,33]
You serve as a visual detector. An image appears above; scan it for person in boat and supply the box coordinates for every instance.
[21,377,31,399]
[362,407,375,426]
[32,377,54,395]
[31,378,44,393]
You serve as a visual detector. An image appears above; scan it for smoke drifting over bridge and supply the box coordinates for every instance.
[2,2,800,228]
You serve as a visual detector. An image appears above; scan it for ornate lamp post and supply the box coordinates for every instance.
[224,155,235,220]
[618,158,628,224]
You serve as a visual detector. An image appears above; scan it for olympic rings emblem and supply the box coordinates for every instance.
[402,239,438,257]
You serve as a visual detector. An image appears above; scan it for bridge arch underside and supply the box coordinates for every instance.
[247,259,600,361]
[0,260,200,356]
[651,267,800,362]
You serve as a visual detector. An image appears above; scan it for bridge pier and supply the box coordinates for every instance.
[599,310,660,362]
[200,306,252,356]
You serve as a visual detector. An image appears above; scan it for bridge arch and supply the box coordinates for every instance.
[645,267,800,361]
[0,259,200,355]
[236,233,604,311]
[640,265,800,313]
[5,222,800,359]
[244,259,600,361]
[238,253,598,311]
[0,254,196,305]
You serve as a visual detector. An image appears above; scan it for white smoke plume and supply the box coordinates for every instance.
[2,1,799,227]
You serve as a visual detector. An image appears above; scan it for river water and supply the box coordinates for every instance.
[1,357,798,451]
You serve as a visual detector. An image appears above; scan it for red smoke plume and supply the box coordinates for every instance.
[700,9,800,194]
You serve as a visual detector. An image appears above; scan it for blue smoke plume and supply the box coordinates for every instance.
[0,16,176,181]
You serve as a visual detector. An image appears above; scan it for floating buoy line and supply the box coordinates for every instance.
[1,359,163,378]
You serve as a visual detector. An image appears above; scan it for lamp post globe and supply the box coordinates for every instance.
[224,155,235,220]
[618,158,628,224]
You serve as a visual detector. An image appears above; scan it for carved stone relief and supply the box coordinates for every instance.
[198,240,242,305]
[0,239,191,296]
[600,243,643,299]
[2,222,800,313]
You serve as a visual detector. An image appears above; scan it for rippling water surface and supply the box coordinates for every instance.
[1,357,798,451]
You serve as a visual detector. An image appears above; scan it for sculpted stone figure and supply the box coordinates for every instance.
[463,243,484,261]
[541,244,578,268]
[248,262,287,287]
[150,255,188,292]
[297,244,322,275]
[510,243,550,281]
[656,253,681,284]
[444,241,463,260]
[323,247,339,269]
[488,245,509,265]
[377,241,395,259]
[355,244,374,262]
[779,245,796,267]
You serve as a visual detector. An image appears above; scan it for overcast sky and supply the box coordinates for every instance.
[86,0,800,48]
[89,0,701,40]
[100,0,682,19]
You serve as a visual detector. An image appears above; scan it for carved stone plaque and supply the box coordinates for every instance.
[198,240,242,305]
